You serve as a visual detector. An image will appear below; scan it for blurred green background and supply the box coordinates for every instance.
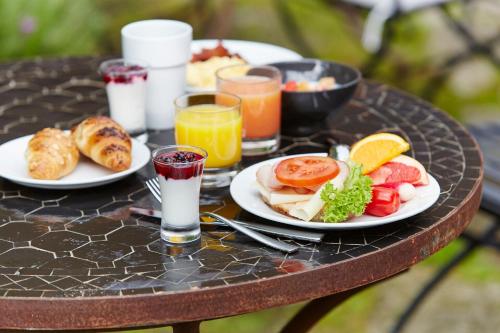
[1,0,498,332]
[1,0,499,123]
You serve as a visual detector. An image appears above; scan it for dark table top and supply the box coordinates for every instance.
[0,57,482,330]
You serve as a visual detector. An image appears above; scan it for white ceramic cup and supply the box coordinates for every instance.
[121,20,192,129]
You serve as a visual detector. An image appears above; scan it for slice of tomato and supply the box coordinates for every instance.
[275,156,339,187]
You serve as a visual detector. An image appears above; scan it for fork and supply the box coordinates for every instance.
[145,178,299,253]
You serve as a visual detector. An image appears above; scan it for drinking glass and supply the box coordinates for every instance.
[99,58,148,138]
[174,92,242,188]
[152,145,207,243]
[216,64,281,156]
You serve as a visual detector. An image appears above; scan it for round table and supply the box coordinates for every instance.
[0,57,482,332]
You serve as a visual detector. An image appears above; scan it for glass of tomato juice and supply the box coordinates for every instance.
[174,92,242,188]
[216,64,281,156]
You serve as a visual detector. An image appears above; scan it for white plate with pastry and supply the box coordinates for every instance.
[230,153,441,230]
[0,117,150,189]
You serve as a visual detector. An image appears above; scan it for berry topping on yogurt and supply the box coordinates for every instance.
[102,65,148,84]
[153,151,205,180]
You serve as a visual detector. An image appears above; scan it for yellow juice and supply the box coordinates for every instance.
[175,104,242,168]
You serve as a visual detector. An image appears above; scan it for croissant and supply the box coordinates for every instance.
[71,116,132,172]
[26,128,79,180]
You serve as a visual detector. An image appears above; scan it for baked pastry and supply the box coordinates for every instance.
[26,128,79,180]
[71,116,132,172]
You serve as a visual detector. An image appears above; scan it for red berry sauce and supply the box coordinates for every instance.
[103,65,147,84]
[153,151,205,180]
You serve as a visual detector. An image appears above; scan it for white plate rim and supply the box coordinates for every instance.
[230,153,441,230]
[190,39,303,63]
[0,133,150,189]
[188,39,303,92]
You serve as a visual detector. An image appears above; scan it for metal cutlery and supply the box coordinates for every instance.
[144,178,299,253]
[199,211,299,253]
[129,206,325,243]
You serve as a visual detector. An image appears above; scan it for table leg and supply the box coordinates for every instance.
[279,286,365,333]
[172,321,201,333]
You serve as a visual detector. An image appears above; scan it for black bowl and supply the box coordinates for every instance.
[269,59,361,135]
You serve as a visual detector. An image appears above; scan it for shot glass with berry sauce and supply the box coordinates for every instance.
[99,58,148,140]
[152,145,208,243]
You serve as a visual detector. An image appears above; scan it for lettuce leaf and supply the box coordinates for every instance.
[320,163,372,223]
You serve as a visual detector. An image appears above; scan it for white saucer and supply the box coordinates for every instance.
[0,134,150,189]
[230,153,441,230]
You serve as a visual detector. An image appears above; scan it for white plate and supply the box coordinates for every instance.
[191,39,302,65]
[230,154,441,230]
[188,39,303,92]
[0,134,150,189]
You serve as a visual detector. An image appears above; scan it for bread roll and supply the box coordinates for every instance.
[26,128,79,180]
[71,116,132,172]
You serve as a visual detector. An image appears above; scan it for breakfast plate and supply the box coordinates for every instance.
[230,153,441,230]
[0,133,150,189]
[191,39,303,65]
[188,39,303,92]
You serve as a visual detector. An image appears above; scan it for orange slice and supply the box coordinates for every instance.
[350,133,410,174]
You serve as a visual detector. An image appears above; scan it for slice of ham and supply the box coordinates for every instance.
[256,164,283,190]
[292,187,314,194]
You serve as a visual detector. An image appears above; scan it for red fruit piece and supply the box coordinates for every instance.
[365,186,401,217]
[283,81,298,92]
[368,160,423,186]
[384,162,420,184]
[368,165,393,185]
[391,155,429,185]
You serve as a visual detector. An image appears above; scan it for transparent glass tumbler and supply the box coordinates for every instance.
[216,64,281,156]
[174,92,242,188]
[99,58,148,140]
[152,145,207,243]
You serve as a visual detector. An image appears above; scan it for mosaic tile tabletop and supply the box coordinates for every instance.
[0,57,482,299]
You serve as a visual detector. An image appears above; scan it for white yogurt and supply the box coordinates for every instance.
[105,76,146,134]
[158,175,201,228]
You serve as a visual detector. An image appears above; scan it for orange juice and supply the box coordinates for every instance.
[175,104,242,168]
[218,75,281,139]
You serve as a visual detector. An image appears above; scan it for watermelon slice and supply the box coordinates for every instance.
[368,155,429,186]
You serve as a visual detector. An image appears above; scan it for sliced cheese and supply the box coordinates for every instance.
[256,181,314,205]
[289,161,350,221]
[289,190,324,221]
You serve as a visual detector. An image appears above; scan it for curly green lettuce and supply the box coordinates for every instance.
[320,163,372,223]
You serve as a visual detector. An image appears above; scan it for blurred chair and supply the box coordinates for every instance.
[390,122,500,333]
[275,0,500,99]
[275,0,454,74]
[339,0,500,99]
[341,0,452,53]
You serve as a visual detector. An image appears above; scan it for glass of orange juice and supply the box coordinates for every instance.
[216,64,281,156]
[174,92,242,188]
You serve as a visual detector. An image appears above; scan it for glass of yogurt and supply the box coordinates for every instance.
[99,58,148,139]
[152,145,208,243]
